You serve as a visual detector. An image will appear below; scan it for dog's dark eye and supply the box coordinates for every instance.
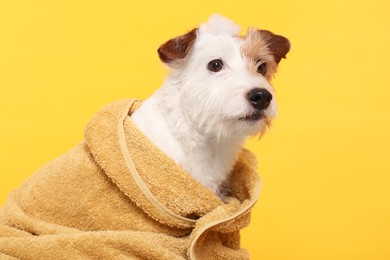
[207,59,223,72]
[257,63,267,76]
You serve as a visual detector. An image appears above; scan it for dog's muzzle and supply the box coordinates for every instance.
[247,88,272,110]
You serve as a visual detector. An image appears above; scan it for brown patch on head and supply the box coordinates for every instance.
[241,28,290,80]
[158,28,198,64]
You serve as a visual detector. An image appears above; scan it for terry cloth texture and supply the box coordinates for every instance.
[0,99,261,259]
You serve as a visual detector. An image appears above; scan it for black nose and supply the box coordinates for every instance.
[247,88,273,110]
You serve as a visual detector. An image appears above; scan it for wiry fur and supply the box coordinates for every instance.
[131,14,290,200]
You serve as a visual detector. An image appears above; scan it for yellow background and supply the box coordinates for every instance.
[1,1,389,259]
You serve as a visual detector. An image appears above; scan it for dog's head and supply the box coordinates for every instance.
[158,14,290,140]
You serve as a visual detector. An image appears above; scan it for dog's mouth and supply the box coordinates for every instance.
[238,111,264,122]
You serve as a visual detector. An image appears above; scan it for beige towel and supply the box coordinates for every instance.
[0,99,261,259]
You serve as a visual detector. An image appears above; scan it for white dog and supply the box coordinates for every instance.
[131,14,290,199]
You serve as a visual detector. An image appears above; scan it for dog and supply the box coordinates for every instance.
[131,14,290,200]
[0,14,291,258]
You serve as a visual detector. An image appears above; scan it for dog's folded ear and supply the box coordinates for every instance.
[259,30,291,64]
[158,29,198,64]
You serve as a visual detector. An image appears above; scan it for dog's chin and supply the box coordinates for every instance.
[238,110,264,123]
[207,111,272,139]
[236,111,273,136]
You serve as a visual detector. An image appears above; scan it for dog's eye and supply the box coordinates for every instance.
[257,63,267,76]
[207,59,223,72]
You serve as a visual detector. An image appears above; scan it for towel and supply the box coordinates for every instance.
[0,99,261,259]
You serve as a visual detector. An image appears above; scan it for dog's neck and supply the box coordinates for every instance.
[131,80,245,198]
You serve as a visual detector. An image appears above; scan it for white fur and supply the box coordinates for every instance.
[131,15,277,199]
[199,14,241,36]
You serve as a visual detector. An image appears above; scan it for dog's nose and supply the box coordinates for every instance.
[247,88,273,110]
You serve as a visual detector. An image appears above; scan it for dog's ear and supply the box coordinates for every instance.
[259,30,291,64]
[158,29,198,64]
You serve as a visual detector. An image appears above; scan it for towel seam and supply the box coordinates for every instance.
[117,100,197,227]
[188,178,262,259]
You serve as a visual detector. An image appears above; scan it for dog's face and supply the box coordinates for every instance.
[158,15,290,140]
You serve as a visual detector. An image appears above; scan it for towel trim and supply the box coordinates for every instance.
[188,179,261,259]
[117,99,197,226]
